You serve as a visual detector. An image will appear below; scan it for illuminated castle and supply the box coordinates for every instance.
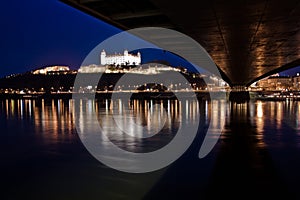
[100,50,141,66]
[33,65,70,75]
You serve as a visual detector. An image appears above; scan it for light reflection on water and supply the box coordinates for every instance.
[1,99,300,199]
[3,98,300,155]
[2,98,300,148]
[76,99,204,153]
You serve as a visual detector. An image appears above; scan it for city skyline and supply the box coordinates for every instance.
[1,1,300,199]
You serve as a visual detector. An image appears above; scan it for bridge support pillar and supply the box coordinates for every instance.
[229,86,250,103]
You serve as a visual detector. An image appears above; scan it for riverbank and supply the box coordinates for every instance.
[0,91,216,100]
[3,91,300,101]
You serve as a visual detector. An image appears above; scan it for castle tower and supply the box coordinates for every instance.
[100,50,106,65]
[124,49,129,56]
[137,52,141,65]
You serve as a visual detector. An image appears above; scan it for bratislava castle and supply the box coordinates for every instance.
[100,50,141,66]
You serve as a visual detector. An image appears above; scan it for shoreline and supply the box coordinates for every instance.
[0,91,227,100]
[2,91,300,101]
[0,91,219,101]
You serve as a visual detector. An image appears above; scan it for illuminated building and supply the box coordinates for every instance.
[100,50,141,66]
[293,74,300,89]
[78,64,106,73]
[256,75,293,90]
[33,66,70,75]
[78,64,182,74]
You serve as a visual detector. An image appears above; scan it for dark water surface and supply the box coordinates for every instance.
[1,99,300,199]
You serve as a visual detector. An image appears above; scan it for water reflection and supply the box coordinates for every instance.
[1,99,75,145]
[76,99,202,153]
[3,99,300,152]
[206,100,300,199]
[2,99,300,199]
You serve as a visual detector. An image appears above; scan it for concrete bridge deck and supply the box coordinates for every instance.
[61,0,300,86]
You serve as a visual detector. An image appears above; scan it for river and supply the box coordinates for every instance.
[0,99,300,199]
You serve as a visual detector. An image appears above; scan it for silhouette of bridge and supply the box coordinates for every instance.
[61,0,300,87]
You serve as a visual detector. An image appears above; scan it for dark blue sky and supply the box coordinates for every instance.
[0,0,120,76]
[0,0,299,78]
[0,0,197,77]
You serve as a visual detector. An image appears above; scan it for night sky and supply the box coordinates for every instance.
[0,0,120,77]
[0,0,299,78]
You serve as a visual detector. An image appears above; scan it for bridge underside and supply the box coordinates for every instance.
[61,0,300,86]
